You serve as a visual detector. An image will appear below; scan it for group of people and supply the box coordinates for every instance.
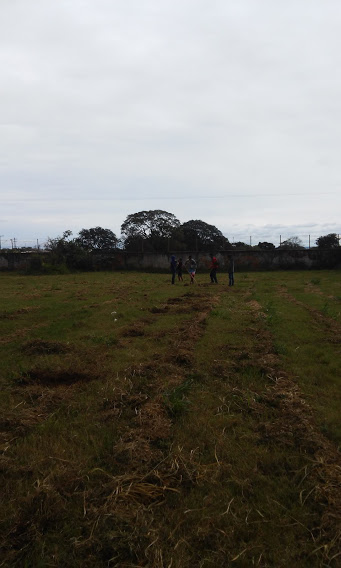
[170,255,196,284]
[170,254,234,286]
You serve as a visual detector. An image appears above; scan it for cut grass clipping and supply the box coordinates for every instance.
[0,270,340,567]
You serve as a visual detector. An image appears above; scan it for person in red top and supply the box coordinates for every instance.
[210,256,219,284]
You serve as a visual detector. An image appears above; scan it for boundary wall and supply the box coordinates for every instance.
[0,249,340,272]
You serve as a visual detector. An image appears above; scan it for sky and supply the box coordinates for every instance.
[1,0,340,249]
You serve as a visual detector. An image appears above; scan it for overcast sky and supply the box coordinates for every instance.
[1,0,340,248]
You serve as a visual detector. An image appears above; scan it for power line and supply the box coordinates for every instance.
[3,192,338,202]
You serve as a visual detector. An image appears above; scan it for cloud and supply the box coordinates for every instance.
[0,0,340,243]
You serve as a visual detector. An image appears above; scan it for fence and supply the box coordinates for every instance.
[0,234,340,251]
[1,248,341,272]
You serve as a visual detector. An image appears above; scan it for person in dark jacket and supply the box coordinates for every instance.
[227,255,234,286]
[210,256,219,284]
[170,255,177,284]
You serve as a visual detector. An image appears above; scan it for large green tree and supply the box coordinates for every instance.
[181,220,229,251]
[76,227,118,251]
[257,241,275,250]
[232,241,252,249]
[121,210,180,252]
[316,233,339,249]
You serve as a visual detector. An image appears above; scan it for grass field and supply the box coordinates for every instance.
[1,269,341,567]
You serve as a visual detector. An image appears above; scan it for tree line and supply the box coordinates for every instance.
[45,210,338,253]
[3,209,339,270]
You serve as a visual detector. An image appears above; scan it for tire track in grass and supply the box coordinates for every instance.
[155,287,341,567]
[255,290,341,566]
[75,290,220,566]
[278,287,341,340]
[2,288,220,568]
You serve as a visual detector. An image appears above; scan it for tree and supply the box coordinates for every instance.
[257,241,275,250]
[316,233,339,249]
[181,220,229,252]
[76,227,118,251]
[232,241,252,249]
[121,210,180,252]
[45,230,90,269]
[278,236,304,249]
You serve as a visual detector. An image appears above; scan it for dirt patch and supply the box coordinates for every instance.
[21,339,71,355]
[17,368,98,386]
[125,362,184,395]
[166,297,185,305]
[1,386,76,449]
[305,283,324,295]
[113,435,164,467]
[0,411,41,447]
[102,391,149,414]
[246,300,262,310]
[121,324,146,337]
[0,307,37,319]
[149,305,169,314]
[304,283,336,299]
[174,349,194,366]
[134,398,172,440]
[0,324,49,345]
[245,300,267,318]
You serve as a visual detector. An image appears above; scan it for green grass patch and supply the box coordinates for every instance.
[1,270,340,567]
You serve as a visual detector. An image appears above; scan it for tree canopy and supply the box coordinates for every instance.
[257,241,275,250]
[76,227,118,250]
[316,233,339,249]
[121,210,181,252]
[278,236,304,249]
[181,220,229,252]
[45,231,90,269]
[231,241,252,249]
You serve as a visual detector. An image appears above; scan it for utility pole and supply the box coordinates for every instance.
[280,235,282,247]
[309,235,310,249]
[0,235,3,250]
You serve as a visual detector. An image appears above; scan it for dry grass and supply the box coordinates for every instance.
[1,270,340,567]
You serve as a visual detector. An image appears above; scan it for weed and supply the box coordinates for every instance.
[264,300,278,324]
[321,300,332,317]
[87,334,118,347]
[163,380,193,417]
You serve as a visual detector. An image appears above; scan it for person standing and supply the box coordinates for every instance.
[170,255,177,284]
[177,258,183,282]
[227,255,234,286]
[185,255,197,284]
[210,256,219,284]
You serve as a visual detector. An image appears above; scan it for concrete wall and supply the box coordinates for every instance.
[0,248,340,272]
[122,249,341,271]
